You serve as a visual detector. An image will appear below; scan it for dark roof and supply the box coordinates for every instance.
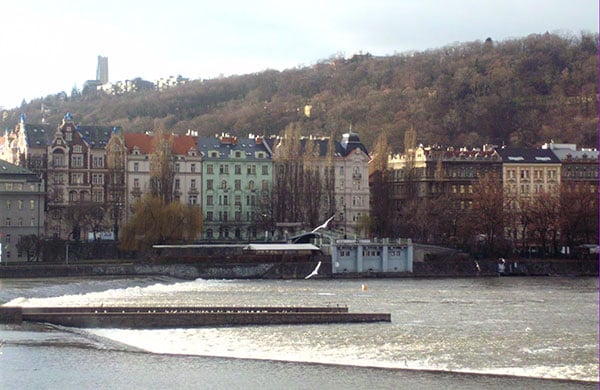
[496,147,561,164]
[339,132,369,157]
[77,125,118,149]
[549,148,599,161]
[24,123,54,148]
[0,160,41,182]
[24,123,118,149]
[197,135,272,160]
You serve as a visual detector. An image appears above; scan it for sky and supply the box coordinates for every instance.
[0,0,597,109]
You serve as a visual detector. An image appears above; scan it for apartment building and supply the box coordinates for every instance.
[124,132,202,218]
[198,133,273,241]
[0,160,44,262]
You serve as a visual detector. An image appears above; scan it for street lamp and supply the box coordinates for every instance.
[113,201,122,241]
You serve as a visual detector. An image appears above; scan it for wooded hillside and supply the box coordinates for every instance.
[2,32,597,152]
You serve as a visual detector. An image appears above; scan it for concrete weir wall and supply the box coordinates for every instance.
[0,306,391,328]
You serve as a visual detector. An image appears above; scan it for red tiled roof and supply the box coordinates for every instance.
[124,133,154,154]
[172,135,198,155]
[124,133,198,155]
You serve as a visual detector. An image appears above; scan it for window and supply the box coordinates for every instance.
[207,180,213,190]
[235,195,241,206]
[93,191,104,202]
[53,154,64,167]
[262,165,269,175]
[221,180,227,189]
[134,178,140,188]
[93,156,104,167]
[73,145,82,153]
[191,164,196,173]
[191,179,196,188]
[18,200,23,209]
[133,162,139,172]
[189,195,197,205]
[262,180,268,191]
[235,165,241,174]
[249,180,255,190]
[235,151,241,158]
[206,212,213,221]
[5,218,10,226]
[71,155,83,167]
[247,165,256,175]
[71,173,84,185]
[175,163,180,172]
[30,200,35,210]
[207,195,213,206]
[5,183,12,191]
[207,164,214,174]
[220,164,229,174]
[223,211,228,222]
[92,174,104,185]
[175,179,180,190]
[223,195,229,206]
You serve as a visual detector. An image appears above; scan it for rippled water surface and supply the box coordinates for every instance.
[1,276,597,389]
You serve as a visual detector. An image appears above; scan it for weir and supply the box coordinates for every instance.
[0,306,391,328]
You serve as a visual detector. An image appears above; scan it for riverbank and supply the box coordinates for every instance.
[0,255,596,279]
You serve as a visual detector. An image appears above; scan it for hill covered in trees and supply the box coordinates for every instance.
[2,32,597,152]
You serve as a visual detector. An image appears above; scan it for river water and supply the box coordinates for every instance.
[0,276,597,389]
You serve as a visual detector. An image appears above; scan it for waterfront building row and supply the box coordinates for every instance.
[0,113,371,246]
[384,143,598,211]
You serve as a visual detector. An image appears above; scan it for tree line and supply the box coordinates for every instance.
[2,32,597,153]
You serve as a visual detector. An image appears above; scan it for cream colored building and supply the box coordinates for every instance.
[496,147,561,206]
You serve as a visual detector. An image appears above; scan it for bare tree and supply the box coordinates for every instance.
[469,172,510,256]
[369,129,394,237]
[527,191,560,257]
[149,122,175,204]
[559,183,598,251]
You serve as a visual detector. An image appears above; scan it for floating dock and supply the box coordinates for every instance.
[0,306,391,328]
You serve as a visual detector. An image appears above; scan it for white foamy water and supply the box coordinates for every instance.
[2,277,598,383]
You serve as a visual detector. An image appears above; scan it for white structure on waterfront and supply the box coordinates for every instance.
[331,238,413,274]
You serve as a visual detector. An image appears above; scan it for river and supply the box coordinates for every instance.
[0,276,597,389]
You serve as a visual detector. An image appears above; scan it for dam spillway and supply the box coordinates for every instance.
[0,306,391,328]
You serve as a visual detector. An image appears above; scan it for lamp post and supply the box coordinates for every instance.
[113,201,122,241]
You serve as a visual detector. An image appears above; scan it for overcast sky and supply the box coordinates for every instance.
[1,0,597,109]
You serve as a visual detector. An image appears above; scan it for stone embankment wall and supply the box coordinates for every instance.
[0,254,596,279]
[0,255,330,280]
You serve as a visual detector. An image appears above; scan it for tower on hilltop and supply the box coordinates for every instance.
[96,56,109,84]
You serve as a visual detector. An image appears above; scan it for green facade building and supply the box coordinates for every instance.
[198,134,273,241]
